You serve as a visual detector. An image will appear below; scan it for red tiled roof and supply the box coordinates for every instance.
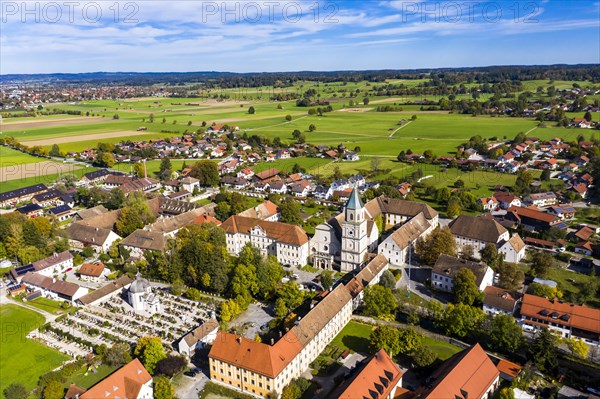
[80,359,151,399]
[221,215,308,246]
[520,294,600,334]
[497,359,522,379]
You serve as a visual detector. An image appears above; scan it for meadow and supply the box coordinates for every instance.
[0,305,69,396]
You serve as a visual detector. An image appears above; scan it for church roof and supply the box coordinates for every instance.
[129,273,151,293]
[346,188,363,210]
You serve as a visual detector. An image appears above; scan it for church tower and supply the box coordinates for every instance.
[340,189,368,272]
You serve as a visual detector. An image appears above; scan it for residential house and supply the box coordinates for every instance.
[268,180,287,195]
[575,241,593,256]
[181,176,200,193]
[77,275,132,307]
[378,213,435,266]
[238,201,280,222]
[68,223,122,253]
[525,192,558,208]
[479,196,499,212]
[78,261,106,282]
[9,251,74,282]
[47,204,75,221]
[79,359,153,399]
[548,204,576,220]
[221,215,309,267]
[483,286,521,316]
[16,203,43,218]
[520,294,600,346]
[505,206,563,231]
[0,183,47,207]
[254,168,280,183]
[494,192,521,209]
[31,189,64,207]
[498,234,526,263]
[496,359,523,383]
[21,273,88,304]
[431,254,494,293]
[178,319,220,357]
[80,169,112,186]
[449,215,510,256]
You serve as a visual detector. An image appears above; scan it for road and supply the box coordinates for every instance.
[175,371,209,399]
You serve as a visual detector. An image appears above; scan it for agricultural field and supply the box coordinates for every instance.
[0,305,69,396]
[0,165,95,192]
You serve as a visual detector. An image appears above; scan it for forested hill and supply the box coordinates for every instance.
[2,64,599,86]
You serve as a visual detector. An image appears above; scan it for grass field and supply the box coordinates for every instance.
[0,147,46,166]
[0,305,69,396]
[64,364,118,390]
[0,165,97,192]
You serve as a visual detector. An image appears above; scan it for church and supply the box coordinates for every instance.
[127,273,161,314]
[310,191,438,272]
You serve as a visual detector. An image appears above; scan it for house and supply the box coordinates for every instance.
[67,223,122,253]
[411,343,500,399]
[498,234,526,263]
[191,213,222,226]
[47,204,75,221]
[494,192,521,209]
[32,188,64,207]
[9,251,74,282]
[505,206,563,231]
[221,215,309,267]
[16,203,44,218]
[0,183,47,207]
[525,192,558,208]
[237,167,254,180]
[343,152,359,161]
[238,200,281,222]
[378,213,435,266]
[496,359,522,382]
[80,169,112,185]
[331,349,403,399]
[178,319,220,357]
[181,176,200,193]
[431,254,494,293]
[449,215,510,256]
[78,261,106,282]
[574,226,595,241]
[119,229,168,259]
[520,294,600,346]
[80,359,153,399]
[548,204,576,220]
[483,286,521,316]
[479,196,499,212]
[575,241,593,256]
[75,205,108,220]
[21,273,88,304]
[571,183,589,199]
[254,168,280,183]
[268,180,287,195]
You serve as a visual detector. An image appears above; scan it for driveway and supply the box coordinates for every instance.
[231,303,274,339]
[176,370,209,399]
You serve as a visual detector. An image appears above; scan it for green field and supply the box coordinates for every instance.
[0,166,97,192]
[0,147,47,166]
[0,305,69,396]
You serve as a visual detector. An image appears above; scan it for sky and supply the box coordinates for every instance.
[1,0,599,74]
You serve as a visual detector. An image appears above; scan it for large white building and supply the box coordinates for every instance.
[310,195,438,270]
[178,319,220,357]
[221,215,309,267]
[431,254,494,293]
[378,213,435,266]
[127,274,160,314]
[9,251,73,282]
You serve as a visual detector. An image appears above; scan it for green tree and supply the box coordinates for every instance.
[104,342,132,367]
[439,303,485,338]
[153,376,175,399]
[220,299,243,322]
[363,97,370,105]
[115,192,156,237]
[280,201,302,225]
[530,328,558,373]
[529,250,555,278]
[498,387,515,399]
[42,381,63,399]
[308,124,316,132]
[411,346,437,368]
[565,337,589,359]
[452,268,480,305]
[446,198,462,218]
[379,270,396,290]
[189,160,219,186]
[319,270,334,290]
[106,187,126,210]
[49,144,61,157]
[527,282,559,299]
[486,313,524,353]
[497,262,524,290]
[397,327,424,354]
[3,383,28,399]
[276,282,305,312]
[100,152,115,168]
[185,287,201,301]
[435,187,451,203]
[363,285,397,318]
[480,243,500,268]
[256,255,284,300]
[230,263,259,304]
[134,336,166,375]
[416,227,457,265]
[248,106,255,114]
[281,383,301,399]
[159,158,172,178]
[369,325,401,355]
[285,114,292,122]
[275,297,288,318]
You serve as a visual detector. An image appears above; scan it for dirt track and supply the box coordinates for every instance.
[0,161,82,182]
[20,130,149,146]
[1,117,109,131]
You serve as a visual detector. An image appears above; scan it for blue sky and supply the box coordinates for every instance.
[1,0,599,74]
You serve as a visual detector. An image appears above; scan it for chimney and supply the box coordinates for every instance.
[270,338,274,345]
[236,337,242,344]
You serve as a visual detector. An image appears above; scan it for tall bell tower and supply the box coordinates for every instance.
[340,189,368,272]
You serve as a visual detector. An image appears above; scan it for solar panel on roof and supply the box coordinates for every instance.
[15,264,35,275]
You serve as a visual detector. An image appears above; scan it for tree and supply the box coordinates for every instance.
[3,384,28,399]
[565,337,589,359]
[527,282,559,299]
[498,387,515,399]
[281,383,301,399]
[397,327,424,354]
[103,342,132,366]
[320,270,334,290]
[452,268,480,305]
[411,346,437,368]
[416,227,457,265]
[106,187,126,210]
[446,199,461,218]
[486,313,524,353]
[115,192,156,237]
[480,243,500,269]
[424,149,434,160]
[156,355,187,377]
[439,303,485,338]
[308,124,316,132]
[42,381,63,399]
[292,129,302,141]
[100,152,115,167]
[256,255,284,300]
[159,158,172,178]
[230,263,259,304]
[275,297,288,318]
[153,376,175,399]
[185,287,201,301]
[514,170,533,194]
[363,285,397,318]
[497,262,524,290]
[363,97,370,105]
[370,156,382,173]
[529,250,555,278]
[435,187,451,203]
[248,106,255,114]
[379,270,396,290]
[189,160,219,186]
[49,144,61,157]
[285,114,292,121]
[530,328,558,373]
[220,298,243,322]
[369,325,401,355]
[280,201,302,225]
[134,336,166,375]
[583,111,592,122]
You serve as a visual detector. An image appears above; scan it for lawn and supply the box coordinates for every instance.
[421,336,461,361]
[25,297,73,315]
[0,166,97,192]
[545,267,600,309]
[0,305,69,396]
[64,364,118,390]
[0,147,45,166]
[331,321,374,354]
